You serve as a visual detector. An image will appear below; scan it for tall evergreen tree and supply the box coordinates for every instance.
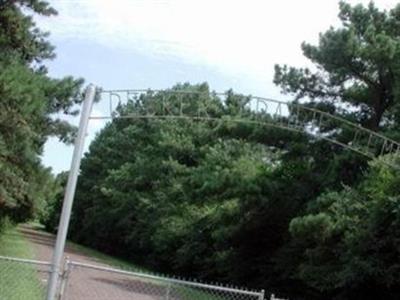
[0,0,84,225]
[274,1,400,137]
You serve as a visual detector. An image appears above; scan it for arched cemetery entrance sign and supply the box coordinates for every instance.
[96,89,400,162]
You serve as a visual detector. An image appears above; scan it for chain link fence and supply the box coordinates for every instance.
[0,255,51,300]
[0,255,267,300]
[63,261,264,300]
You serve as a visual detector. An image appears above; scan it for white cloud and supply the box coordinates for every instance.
[37,0,399,92]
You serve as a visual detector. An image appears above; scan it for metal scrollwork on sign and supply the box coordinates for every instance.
[91,89,400,169]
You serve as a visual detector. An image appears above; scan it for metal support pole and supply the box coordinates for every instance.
[46,84,96,300]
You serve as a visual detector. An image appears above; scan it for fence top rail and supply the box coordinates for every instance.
[0,255,52,266]
[69,261,262,296]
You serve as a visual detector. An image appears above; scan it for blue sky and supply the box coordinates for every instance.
[38,0,398,173]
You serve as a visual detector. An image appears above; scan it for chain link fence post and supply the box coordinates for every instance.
[259,289,265,300]
[165,282,172,300]
[58,258,71,300]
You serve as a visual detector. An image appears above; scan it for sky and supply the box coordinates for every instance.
[38,0,399,174]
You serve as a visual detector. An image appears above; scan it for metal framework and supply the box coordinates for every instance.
[94,89,400,165]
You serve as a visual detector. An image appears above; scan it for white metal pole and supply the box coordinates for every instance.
[46,84,96,300]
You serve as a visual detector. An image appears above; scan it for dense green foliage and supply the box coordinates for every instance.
[39,172,68,233]
[290,156,400,299]
[57,82,362,299]
[272,2,400,298]
[0,0,84,226]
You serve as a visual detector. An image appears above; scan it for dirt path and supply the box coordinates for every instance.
[19,225,166,300]
[19,225,105,265]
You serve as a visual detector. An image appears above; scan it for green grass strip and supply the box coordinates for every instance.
[0,226,46,300]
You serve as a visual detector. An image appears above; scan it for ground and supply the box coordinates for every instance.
[19,225,172,300]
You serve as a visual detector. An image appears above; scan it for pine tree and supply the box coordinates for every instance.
[0,1,84,225]
[274,1,400,136]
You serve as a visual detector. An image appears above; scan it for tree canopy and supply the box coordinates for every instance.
[274,1,400,138]
[290,156,400,299]
[58,81,368,299]
[0,0,84,227]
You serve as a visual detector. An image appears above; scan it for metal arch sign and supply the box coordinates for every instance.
[91,89,400,168]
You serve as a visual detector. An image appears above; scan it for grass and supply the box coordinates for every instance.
[30,222,145,272]
[0,224,34,257]
[0,225,45,300]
